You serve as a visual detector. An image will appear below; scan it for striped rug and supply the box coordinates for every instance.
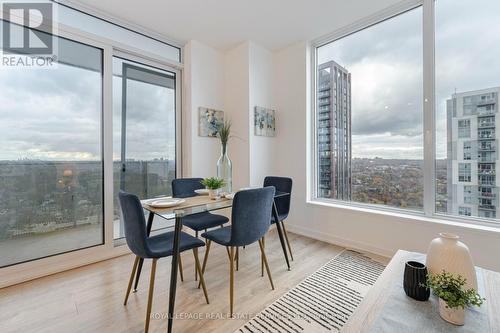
[236,250,386,333]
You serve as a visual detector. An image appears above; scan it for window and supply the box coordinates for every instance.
[315,7,423,210]
[436,0,500,222]
[112,57,177,240]
[0,32,103,267]
[459,207,472,217]
[458,119,471,138]
[458,163,471,182]
[463,185,473,204]
[463,141,472,160]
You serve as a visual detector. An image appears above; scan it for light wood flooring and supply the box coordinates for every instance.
[0,230,344,333]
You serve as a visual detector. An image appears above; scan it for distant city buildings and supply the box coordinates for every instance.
[317,61,352,199]
[447,87,500,218]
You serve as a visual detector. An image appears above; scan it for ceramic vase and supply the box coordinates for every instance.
[439,299,465,326]
[208,189,218,200]
[403,261,430,301]
[426,232,477,290]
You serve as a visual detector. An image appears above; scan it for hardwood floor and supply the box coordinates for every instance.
[0,230,344,333]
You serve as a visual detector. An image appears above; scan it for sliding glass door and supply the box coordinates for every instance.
[112,57,178,239]
[0,35,104,267]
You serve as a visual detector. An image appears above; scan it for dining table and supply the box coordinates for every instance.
[140,189,291,333]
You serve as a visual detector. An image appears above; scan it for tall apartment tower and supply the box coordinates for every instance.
[317,61,352,199]
[447,87,500,219]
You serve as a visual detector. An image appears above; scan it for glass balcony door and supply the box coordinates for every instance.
[112,56,178,240]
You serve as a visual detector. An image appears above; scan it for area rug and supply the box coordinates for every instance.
[236,250,386,333]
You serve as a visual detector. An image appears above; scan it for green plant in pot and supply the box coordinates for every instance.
[201,177,225,199]
[422,270,484,326]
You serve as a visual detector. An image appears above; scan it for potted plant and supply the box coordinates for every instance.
[201,177,225,199]
[423,270,484,325]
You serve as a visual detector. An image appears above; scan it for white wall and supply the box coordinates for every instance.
[183,40,225,178]
[223,42,250,190]
[272,41,500,272]
[185,40,277,189]
[249,42,276,186]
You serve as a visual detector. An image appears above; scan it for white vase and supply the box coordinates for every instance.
[439,298,465,326]
[426,232,477,290]
[208,189,218,200]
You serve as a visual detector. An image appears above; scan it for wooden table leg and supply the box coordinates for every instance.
[167,215,182,333]
[273,200,290,270]
[134,211,155,291]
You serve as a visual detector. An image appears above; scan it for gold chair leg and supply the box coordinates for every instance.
[281,221,294,261]
[178,254,184,282]
[258,239,274,290]
[124,256,140,306]
[198,240,211,289]
[229,246,235,317]
[225,246,231,260]
[145,259,157,333]
[193,248,210,304]
[236,247,239,271]
[261,236,265,277]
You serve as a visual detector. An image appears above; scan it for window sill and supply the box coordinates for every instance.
[307,198,500,235]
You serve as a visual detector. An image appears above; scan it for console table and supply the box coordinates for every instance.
[342,250,500,332]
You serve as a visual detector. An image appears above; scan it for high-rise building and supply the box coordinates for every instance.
[317,61,352,199]
[447,87,500,218]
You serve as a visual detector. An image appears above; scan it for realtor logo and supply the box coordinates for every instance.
[1,1,56,68]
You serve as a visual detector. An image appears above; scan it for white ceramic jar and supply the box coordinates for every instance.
[426,232,477,290]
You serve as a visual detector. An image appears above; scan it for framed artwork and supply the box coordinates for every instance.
[254,106,276,137]
[199,107,224,137]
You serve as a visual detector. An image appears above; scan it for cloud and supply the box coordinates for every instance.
[0,57,176,161]
[317,0,500,159]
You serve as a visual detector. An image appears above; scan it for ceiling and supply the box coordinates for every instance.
[72,0,401,51]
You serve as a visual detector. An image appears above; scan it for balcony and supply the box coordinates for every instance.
[478,143,496,151]
[477,105,496,116]
[479,204,496,210]
[478,120,496,129]
[478,132,495,140]
[479,179,496,186]
[478,169,496,176]
[478,154,496,163]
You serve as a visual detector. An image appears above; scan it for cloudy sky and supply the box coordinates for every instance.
[318,0,500,160]
[0,44,176,161]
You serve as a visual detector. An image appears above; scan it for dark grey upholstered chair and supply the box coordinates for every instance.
[172,178,230,281]
[119,191,209,333]
[263,176,294,261]
[200,187,276,316]
[172,178,230,235]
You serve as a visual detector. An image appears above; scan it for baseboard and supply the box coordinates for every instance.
[286,223,394,260]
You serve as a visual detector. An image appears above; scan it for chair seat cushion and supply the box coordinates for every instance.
[182,212,229,231]
[271,213,288,223]
[201,226,232,246]
[146,231,205,258]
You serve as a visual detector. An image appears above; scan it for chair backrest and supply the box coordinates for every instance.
[172,178,204,198]
[230,186,275,246]
[263,176,292,219]
[118,191,149,258]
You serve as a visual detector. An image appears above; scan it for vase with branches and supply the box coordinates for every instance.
[217,120,232,193]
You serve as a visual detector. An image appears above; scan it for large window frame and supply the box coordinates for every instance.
[0,6,183,287]
[310,0,500,228]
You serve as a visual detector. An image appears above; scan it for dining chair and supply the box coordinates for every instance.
[201,187,276,316]
[263,176,293,261]
[119,191,209,333]
[172,177,230,280]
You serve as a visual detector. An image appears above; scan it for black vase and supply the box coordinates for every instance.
[403,261,430,301]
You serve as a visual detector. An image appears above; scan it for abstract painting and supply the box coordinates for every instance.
[199,107,224,137]
[254,106,276,137]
